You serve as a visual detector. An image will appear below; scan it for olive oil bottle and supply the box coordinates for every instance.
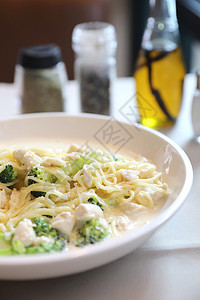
[134,0,186,128]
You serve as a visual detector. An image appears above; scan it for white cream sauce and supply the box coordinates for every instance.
[0,138,166,241]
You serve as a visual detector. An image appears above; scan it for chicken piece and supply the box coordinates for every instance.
[0,190,8,209]
[13,148,42,170]
[4,231,12,241]
[115,216,132,232]
[0,223,6,232]
[34,236,53,246]
[13,218,36,247]
[121,202,146,217]
[51,212,75,236]
[121,170,139,181]
[41,157,65,167]
[145,187,164,202]
[75,203,103,222]
[139,165,155,179]
[83,167,93,188]
[67,144,80,154]
[62,152,81,161]
[10,189,21,204]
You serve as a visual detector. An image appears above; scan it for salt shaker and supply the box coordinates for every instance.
[15,44,68,113]
[191,71,200,143]
[72,22,117,115]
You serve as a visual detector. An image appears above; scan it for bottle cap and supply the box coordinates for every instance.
[18,44,62,69]
[72,22,117,55]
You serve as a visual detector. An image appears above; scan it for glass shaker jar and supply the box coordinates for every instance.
[15,44,68,113]
[134,0,186,128]
[72,22,117,115]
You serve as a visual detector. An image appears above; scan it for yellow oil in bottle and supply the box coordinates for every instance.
[134,46,186,128]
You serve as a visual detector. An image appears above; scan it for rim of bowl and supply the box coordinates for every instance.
[0,113,193,266]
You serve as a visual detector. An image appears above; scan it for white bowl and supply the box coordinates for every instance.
[0,113,193,280]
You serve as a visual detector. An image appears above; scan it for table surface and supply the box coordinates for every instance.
[0,75,199,300]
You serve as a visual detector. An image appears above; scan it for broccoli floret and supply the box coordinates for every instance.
[33,217,58,238]
[28,166,57,184]
[0,219,66,256]
[0,233,25,256]
[62,151,114,178]
[76,218,109,246]
[69,157,87,176]
[0,164,16,183]
[62,157,88,177]
[26,239,65,254]
[0,248,13,255]
[12,239,26,255]
[28,167,57,198]
[52,239,65,251]
[0,232,13,255]
[62,154,96,177]
[88,196,104,210]
[113,156,118,161]
[27,218,65,254]
[88,150,104,162]
[104,198,118,207]
[26,242,51,254]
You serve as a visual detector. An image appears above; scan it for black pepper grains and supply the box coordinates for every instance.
[80,68,110,115]
[72,22,117,116]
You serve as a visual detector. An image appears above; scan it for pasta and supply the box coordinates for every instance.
[0,144,170,255]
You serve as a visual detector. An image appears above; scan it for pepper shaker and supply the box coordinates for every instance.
[191,71,200,143]
[72,22,117,115]
[15,44,68,113]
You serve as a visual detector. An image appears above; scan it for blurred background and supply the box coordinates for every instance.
[0,0,200,82]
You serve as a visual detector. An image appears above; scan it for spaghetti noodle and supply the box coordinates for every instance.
[0,144,170,254]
